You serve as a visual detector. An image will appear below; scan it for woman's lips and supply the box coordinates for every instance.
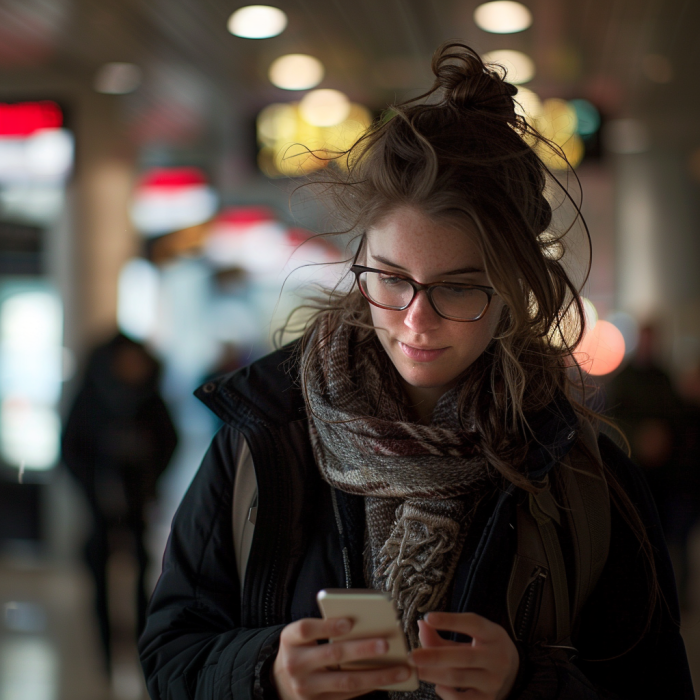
[398,342,448,362]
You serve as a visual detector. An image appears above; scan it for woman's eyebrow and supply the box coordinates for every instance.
[370,254,484,276]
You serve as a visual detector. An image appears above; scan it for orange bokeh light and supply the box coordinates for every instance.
[575,320,626,376]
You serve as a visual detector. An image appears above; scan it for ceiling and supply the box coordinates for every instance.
[0,0,698,148]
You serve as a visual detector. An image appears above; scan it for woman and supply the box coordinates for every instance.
[138,43,694,700]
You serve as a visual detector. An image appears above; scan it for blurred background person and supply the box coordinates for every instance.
[606,323,700,610]
[61,332,178,679]
[606,323,683,515]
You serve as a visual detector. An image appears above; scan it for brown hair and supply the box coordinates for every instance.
[288,41,662,647]
[293,42,588,485]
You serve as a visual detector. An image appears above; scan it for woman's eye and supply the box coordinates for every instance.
[378,275,404,286]
[441,285,470,296]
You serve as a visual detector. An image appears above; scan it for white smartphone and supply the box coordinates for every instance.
[316,588,419,692]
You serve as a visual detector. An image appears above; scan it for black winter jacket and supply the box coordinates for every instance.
[138,343,695,700]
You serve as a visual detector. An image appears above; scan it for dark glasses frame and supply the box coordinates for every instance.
[350,264,496,322]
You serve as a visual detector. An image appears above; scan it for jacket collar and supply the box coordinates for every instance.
[195,340,580,479]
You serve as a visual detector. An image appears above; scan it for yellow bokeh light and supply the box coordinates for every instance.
[257,101,372,177]
[514,86,542,121]
[537,98,577,143]
[257,103,298,147]
[531,98,584,170]
[537,133,584,170]
[299,89,351,127]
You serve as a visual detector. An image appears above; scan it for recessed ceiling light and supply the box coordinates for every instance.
[474,1,532,34]
[227,5,287,39]
[299,89,351,127]
[482,49,535,84]
[94,63,142,94]
[269,54,324,90]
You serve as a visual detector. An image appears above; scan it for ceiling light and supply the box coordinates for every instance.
[94,63,142,94]
[482,49,535,84]
[299,89,350,127]
[474,1,532,34]
[227,5,287,39]
[269,54,324,90]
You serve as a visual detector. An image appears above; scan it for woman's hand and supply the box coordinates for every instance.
[409,612,519,700]
[272,617,412,700]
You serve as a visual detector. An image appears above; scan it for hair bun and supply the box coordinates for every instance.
[431,41,518,121]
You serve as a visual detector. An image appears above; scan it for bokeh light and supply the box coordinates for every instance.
[257,101,371,177]
[299,89,351,127]
[535,98,584,169]
[482,49,534,84]
[269,54,324,90]
[514,86,543,120]
[227,5,288,39]
[131,167,218,236]
[576,320,626,376]
[570,98,600,137]
[582,297,599,330]
[474,1,532,33]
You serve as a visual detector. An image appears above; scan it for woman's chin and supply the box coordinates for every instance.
[394,360,457,392]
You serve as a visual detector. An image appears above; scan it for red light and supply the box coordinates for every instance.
[138,167,208,190]
[576,320,626,376]
[214,206,277,227]
[0,101,63,137]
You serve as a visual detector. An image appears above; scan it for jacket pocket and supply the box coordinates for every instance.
[507,554,548,644]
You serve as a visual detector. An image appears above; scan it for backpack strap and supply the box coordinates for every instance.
[558,419,610,624]
[529,488,571,642]
[507,420,611,647]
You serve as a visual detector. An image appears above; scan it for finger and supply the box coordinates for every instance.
[418,619,454,649]
[282,617,353,647]
[294,665,412,696]
[424,612,501,643]
[302,636,391,673]
[410,646,488,669]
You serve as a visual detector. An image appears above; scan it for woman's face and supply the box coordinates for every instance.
[364,206,503,404]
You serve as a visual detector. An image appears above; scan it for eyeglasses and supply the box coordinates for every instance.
[351,265,496,322]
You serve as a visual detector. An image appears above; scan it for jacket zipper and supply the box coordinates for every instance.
[517,567,547,642]
[330,488,352,588]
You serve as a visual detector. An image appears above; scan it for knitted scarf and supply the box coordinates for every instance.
[301,316,491,655]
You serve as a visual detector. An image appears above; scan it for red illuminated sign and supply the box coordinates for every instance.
[139,167,208,190]
[0,101,63,137]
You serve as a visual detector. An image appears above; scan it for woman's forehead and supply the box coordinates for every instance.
[365,207,484,273]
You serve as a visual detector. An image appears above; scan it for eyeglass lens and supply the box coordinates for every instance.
[358,271,489,321]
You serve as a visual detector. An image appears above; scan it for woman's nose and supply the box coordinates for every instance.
[403,290,441,333]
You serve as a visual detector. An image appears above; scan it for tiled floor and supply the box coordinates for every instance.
[1,536,698,700]
[0,551,146,700]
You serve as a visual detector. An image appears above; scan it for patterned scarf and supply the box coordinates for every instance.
[301,316,491,655]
